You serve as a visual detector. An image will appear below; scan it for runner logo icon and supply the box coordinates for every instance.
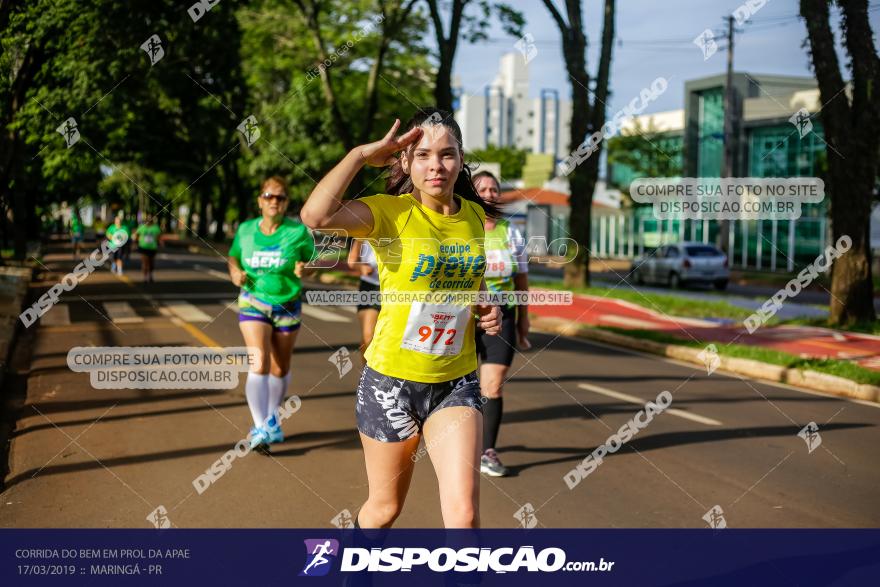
[300,539,339,577]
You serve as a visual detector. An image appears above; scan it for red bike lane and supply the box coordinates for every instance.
[529,290,880,371]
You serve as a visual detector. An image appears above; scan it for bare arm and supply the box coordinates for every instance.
[347,239,362,267]
[513,272,531,349]
[300,151,375,237]
[228,257,246,287]
[347,239,376,277]
[294,261,316,278]
[474,278,501,335]
[513,272,529,316]
[301,119,423,237]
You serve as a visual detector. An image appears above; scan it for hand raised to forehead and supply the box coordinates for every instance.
[359,119,424,168]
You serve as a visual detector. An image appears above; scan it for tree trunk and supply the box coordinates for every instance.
[801,0,878,325]
[544,0,616,288]
[427,0,465,113]
[229,161,249,223]
[12,189,28,260]
[296,0,354,150]
[434,56,454,112]
[197,190,210,239]
[1,44,42,261]
[827,153,875,323]
[213,189,231,241]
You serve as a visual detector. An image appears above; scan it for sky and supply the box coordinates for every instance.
[453,0,880,118]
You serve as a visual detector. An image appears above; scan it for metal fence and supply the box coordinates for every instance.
[588,212,829,271]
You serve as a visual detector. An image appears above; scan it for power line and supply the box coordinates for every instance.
[469,3,879,49]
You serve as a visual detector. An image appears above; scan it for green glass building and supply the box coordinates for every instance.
[605,72,831,271]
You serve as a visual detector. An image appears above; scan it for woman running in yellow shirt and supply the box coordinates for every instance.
[302,108,501,529]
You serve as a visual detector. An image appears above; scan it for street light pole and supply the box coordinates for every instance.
[719,15,735,254]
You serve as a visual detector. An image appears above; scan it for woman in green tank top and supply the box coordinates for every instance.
[228,176,316,450]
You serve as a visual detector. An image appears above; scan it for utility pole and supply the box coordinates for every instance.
[719,14,735,254]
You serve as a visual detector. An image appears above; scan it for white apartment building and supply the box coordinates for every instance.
[455,53,571,158]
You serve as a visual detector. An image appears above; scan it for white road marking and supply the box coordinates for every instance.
[102,301,144,324]
[338,305,357,314]
[40,304,70,326]
[65,292,233,302]
[577,382,722,426]
[301,305,351,323]
[194,264,232,281]
[164,301,212,323]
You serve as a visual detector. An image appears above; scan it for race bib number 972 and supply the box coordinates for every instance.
[401,302,470,356]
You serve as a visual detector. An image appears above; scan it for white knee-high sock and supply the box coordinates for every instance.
[245,372,270,429]
[266,372,291,426]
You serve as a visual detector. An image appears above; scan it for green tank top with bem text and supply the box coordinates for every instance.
[228,217,316,305]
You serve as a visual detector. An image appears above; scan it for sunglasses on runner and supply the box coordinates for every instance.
[260,192,288,203]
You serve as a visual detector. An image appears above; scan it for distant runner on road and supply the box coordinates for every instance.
[70,209,84,260]
[132,215,161,283]
[106,215,129,275]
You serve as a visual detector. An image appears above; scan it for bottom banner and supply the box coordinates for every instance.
[2,529,878,586]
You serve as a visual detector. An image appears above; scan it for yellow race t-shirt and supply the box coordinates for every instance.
[361,193,486,383]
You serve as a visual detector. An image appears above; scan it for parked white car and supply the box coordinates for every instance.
[631,242,729,290]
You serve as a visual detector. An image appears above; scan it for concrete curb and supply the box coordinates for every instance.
[530,315,880,404]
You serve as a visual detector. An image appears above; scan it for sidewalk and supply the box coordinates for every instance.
[529,291,880,372]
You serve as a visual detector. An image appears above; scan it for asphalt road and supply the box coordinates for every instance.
[2,244,879,529]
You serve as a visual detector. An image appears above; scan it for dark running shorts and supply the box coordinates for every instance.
[475,303,517,366]
[138,248,157,257]
[356,366,482,442]
[237,290,302,332]
[357,279,381,312]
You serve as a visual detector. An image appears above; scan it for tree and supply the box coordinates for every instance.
[606,119,682,205]
[287,0,423,151]
[424,0,524,112]
[0,0,251,250]
[800,0,878,325]
[239,0,434,201]
[0,0,136,258]
[542,0,615,287]
[467,145,528,180]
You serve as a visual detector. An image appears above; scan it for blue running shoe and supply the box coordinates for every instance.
[266,423,284,444]
[248,426,269,450]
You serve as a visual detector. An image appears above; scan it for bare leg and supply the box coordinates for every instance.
[269,329,298,377]
[423,407,482,528]
[357,433,420,528]
[479,363,507,399]
[239,320,272,375]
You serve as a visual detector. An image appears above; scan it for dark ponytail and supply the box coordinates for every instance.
[384,107,501,219]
